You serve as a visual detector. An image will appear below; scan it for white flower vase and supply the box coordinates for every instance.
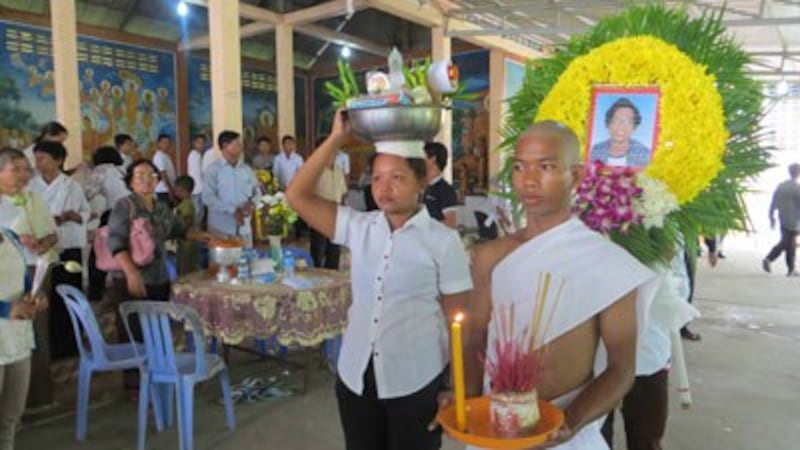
[489,389,540,437]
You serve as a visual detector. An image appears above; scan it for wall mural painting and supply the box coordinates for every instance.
[452,50,490,200]
[188,57,307,158]
[0,20,177,160]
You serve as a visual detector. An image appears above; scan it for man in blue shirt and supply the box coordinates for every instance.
[203,131,260,246]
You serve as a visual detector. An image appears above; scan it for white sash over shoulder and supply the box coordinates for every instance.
[470,218,659,450]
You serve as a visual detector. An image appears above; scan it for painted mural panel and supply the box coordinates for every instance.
[0,20,177,159]
[452,50,489,199]
[188,57,307,156]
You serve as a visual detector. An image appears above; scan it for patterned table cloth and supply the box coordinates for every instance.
[172,269,352,347]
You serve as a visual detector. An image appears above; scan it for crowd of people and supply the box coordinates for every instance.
[2,112,791,450]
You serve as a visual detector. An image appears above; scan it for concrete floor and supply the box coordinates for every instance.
[15,236,800,450]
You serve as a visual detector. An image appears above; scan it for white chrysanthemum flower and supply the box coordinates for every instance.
[634,174,679,229]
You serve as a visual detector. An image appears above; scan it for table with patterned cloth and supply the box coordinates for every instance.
[171,269,351,348]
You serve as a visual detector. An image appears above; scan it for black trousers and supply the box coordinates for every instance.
[309,228,341,270]
[766,228,798,273]
[336,361,445,450]
[109,277,171,389]
[49,248,82,360]
[601,370,669,450]
[88,210,111,302]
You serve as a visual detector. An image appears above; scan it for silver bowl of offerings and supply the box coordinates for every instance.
[208,239,243,268]
[347,104,444,142]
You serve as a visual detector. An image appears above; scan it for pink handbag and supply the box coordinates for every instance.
[93,198,155,271]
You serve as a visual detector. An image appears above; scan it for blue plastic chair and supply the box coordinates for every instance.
[57,285,158,441]
[119,301,235,450]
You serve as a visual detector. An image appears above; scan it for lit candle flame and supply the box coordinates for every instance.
[454,312,464,323]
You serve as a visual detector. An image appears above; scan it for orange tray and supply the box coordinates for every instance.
[437,397,564,449]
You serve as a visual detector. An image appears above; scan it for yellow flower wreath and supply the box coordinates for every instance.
[536,36,728,204]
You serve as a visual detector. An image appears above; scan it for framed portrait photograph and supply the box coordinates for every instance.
[585,86,661,169]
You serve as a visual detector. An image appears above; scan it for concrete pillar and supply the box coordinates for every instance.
[488,49,506,183]
[431,25,453,182]
[276,24,296,141]
[208,0,243,138]
[50,0,82,169]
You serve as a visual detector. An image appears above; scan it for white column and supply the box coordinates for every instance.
[50,0,82,169]
[208,0,243,138]
[432,25,453,182]
[276,24,296,140]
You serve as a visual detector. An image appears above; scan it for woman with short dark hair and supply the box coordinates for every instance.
[287,111,473,450]
[106,159,210,394]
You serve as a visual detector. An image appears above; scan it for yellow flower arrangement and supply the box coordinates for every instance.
[536,36,728,204]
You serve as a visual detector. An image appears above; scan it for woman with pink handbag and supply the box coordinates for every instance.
[103,159,209,396]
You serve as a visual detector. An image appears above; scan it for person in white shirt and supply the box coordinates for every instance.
[287,110,473,450]
[272,135,304,191]
[0,152,49,448]
[273,135,305,238]
[186,134,207,227]
[335,149,351,178]
[30,141,89,360]
[22,122,68,180]
[202,141,222,174]
[114,133,135,171]
[152,134,177,205]
[85,146,128,302]
[601,246,696,450]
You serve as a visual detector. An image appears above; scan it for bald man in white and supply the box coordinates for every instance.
[465,121,658,449]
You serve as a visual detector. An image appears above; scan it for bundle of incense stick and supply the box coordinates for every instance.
[529,272,566,352]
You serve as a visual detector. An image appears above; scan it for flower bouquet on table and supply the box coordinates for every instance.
[258,192,298,238]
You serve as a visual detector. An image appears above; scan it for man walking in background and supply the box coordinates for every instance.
[763,163,800,277]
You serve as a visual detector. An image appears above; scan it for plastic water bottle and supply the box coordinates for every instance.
[388,46,405,90]
[283,251,296,279]
[237,250,251,282]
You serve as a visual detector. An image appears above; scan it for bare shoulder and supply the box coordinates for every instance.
[471,234,522,279]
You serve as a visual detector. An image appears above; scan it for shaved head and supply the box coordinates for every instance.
[518,121,581,167]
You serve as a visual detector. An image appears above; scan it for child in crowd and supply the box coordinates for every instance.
[173,175,198,275]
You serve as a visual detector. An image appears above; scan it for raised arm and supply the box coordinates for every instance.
[286,110,351,239]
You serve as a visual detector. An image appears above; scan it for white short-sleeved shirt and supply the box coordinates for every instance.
[29,173,90,250]
[152,150,177,194]
[333,205,473,399]
[272,151,304,190]
[186,149,204,195]
[335,151,351,176]
[0,229,34,365]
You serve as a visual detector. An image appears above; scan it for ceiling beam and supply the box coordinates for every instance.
[445,0,622,17]
[296,23,390,56]
[447,16,800,39]
[182,21,275,51]
[365,0,544,60]
[183,0,281,23]
[181,0,387,58]
[284,0,366,26]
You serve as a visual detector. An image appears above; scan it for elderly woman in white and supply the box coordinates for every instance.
[0,149,48,450]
